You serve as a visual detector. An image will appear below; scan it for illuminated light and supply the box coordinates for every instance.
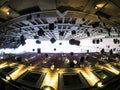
[80,67,100,86]
[6,11,10,15]
[96,3,105,8]
[50,65,55,70]
[64,58,70,64]
[80,64,84,68]
[25,58,28,62]
[29,56,36,59]
[1,6,9,14]
[73,60,77,64]
[96,64,104,69]
[43,60,47,64]
[95,6,98,9]
[6,76,11,81]
[0,56,3,59]
[9,62,18,66]
[15,56,18,60]
[97,81,103,87]
[9,64,25,80]
[106,57,108,60]
[74,68,82,73]
[9,65,32,80]
[88,65,92,68]
[102,75,107,79]
[57,68,59,71]
[104,64,119,75]
[41,69,59,90]
[0,62,7,68]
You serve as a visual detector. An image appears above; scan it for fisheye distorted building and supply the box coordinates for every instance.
[0,0,120,90]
